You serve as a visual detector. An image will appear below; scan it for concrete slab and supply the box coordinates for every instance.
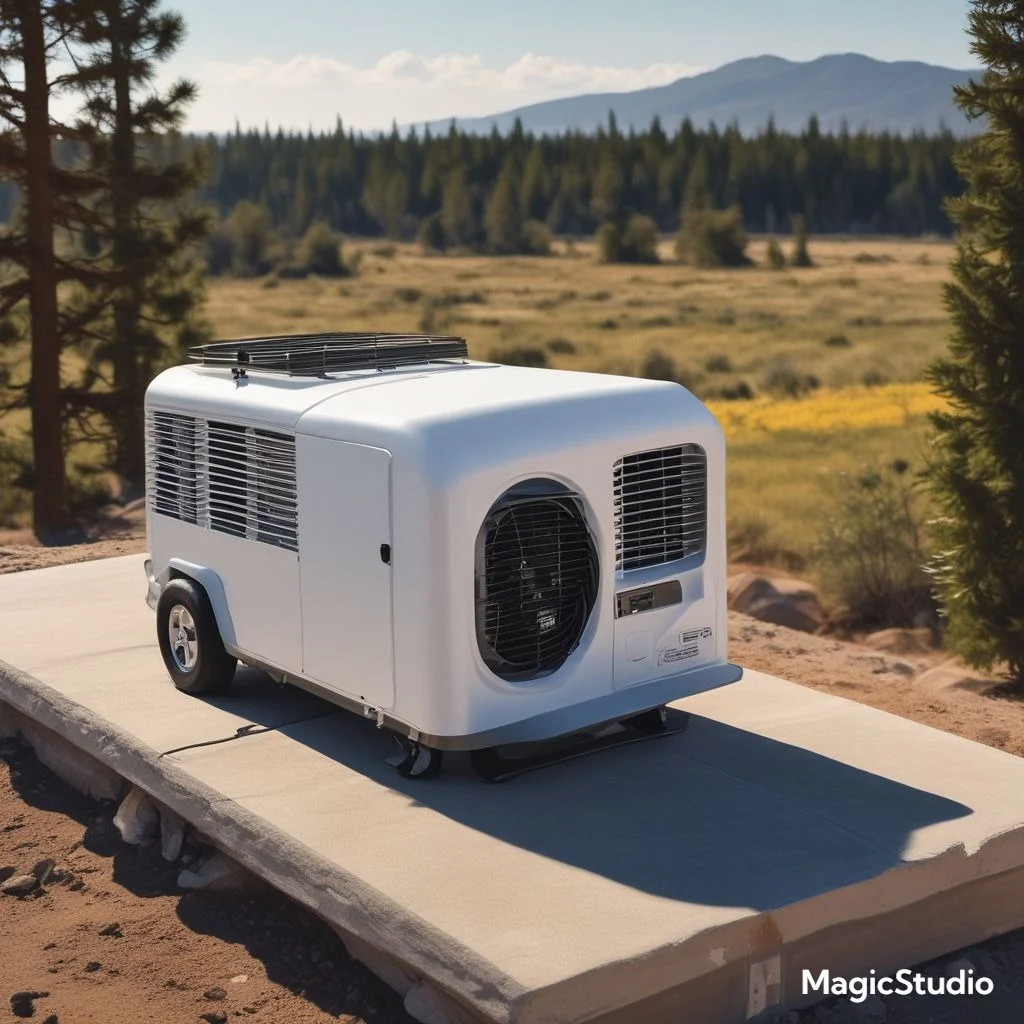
[4,555,1024,1024]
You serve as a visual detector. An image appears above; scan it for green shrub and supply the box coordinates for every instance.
[824,333,852,348]
[489,345,549,368]
[761,356,820,397]
[704,353,733,373]
[394,286,424,303]
[861,368,888,387]
[675,205,751,268]
[642,350,678,381]
[417,213,446,253]
[640,350,704,392]
[547,337,576,354]
[293,221,348,277]
[718,380,756,400]
[790,214,813,267]
[597,214,660,264]
[814,461,935,630]
[766,237,786,270]
[521,218,553,256]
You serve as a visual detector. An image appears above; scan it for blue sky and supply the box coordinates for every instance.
[163,0,976,132]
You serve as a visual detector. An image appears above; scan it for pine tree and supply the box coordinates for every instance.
[790,213,812,267]
[0,0,95,534]
[440,165,475,248]
[924,0,1024,678]
[71,0,209,486]
[484,164,522,253]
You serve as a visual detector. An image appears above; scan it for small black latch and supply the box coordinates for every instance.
[380,543,391,565]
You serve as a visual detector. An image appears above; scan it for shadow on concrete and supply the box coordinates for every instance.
[204,670,975,910]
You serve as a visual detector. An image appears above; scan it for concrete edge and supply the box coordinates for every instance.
[0,657,525,1024]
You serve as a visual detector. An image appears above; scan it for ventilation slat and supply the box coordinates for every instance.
[146,412,298,553]
[614,444,707,572]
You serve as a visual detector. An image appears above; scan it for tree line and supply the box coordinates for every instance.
[183,114,965,254]
[0,114,968,258]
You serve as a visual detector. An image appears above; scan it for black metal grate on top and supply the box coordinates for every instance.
[614,444,707,572]
[476,487,598,682]
[188,331,469,376]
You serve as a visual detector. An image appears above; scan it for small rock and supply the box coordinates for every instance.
[862,627,933,655]
[112,787,160,846]
[98,922,123,938]
[229,975,248,985]
[203,987,228,1002]
[160,808,188,862]
[0,866,15,884]
[85,962,101,973]
[32,859,56,885]
[1,874,39,898]
[178,852,251,893]
[200,1014,228,1024]
[42,1016,58,1024]
[68,880,84,892]
[10,991,49,1019]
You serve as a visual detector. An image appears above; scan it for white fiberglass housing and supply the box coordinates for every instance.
[144,352,741,750]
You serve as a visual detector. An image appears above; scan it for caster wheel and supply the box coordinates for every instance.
[624,706,669,736]
[387,736,444,779]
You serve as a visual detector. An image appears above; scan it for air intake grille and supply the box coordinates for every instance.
[146,411,201,524]
[614,444,707,572]
[146,413,298,553]
[476,483,598,682]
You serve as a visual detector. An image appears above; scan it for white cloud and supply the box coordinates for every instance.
[191,51,703,132]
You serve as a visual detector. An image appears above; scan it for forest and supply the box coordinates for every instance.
[0,115,965,244]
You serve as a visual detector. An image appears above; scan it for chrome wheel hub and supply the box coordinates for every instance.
[168,604,198,672]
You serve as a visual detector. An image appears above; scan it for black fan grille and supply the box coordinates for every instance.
[476,491,598,681]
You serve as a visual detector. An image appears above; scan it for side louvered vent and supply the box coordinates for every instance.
[146,413,298,553]
[146,411,201,524]
[205,422,299,551]
[475,480,598,682]
[614,444,707,572]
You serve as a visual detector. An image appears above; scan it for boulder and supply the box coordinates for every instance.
[862,628,934,655]
[916,658,994,694]
[728,572,827,634]
[0,875,39,898]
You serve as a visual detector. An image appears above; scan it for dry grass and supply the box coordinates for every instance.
[203,236,954,570]
[3,236,956,569]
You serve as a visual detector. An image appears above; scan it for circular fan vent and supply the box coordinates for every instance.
[475,480,599,682]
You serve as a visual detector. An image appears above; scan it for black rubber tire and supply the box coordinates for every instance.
[156,577,237,696]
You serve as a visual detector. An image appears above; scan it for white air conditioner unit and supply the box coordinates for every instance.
[143,333,741,780]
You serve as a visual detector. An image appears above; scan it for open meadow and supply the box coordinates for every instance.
[205,235,954,574]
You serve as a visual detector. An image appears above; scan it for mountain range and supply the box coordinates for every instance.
[421,53,978,137]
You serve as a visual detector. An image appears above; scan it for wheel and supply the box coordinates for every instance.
[156,578,237,696]
[386,735,443,779]
[623,705,669,736]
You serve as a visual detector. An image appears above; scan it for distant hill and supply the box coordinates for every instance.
[421,54,979,137]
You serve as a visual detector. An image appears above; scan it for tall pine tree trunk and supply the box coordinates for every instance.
[20,0,69,533]
[109,6,144,485]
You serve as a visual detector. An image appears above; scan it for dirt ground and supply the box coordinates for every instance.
[5,526,1024,1023]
